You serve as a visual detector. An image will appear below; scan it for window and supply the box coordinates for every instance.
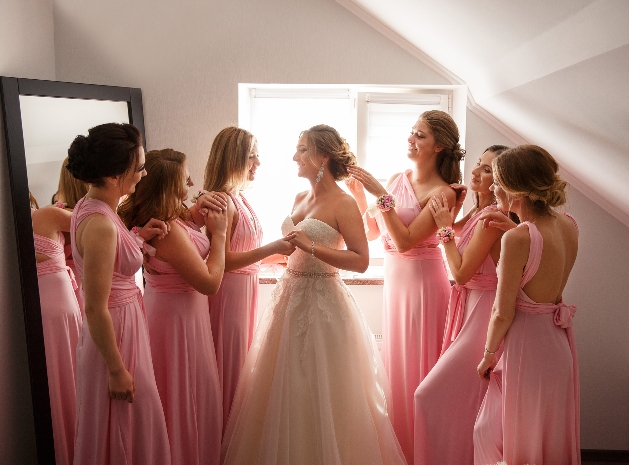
[239,84,466,271]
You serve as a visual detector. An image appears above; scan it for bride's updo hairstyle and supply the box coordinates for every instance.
[492,144,568,216]
[302,124,356,181]
[204,126,255,193]
[419,110,465,184]
[66,123,142,186]
[118,149,189,228]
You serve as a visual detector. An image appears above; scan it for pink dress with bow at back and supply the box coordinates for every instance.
[35,231,82,465]
[71,197,171,465]
[143,219,222,465]
[414,206,499,465]
[375,170,450,465]
[474,217,580,465]
[208,193,262,430]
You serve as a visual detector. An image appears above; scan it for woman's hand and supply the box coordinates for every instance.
[204,200,229,236]
[479,211,517,231]
[139,218,170,241]
[345,176,366,199]
[477,352,498,380]
[285,229,312,253]
[450,183,468,216]
[269,237,297,256]
[109,367,135,403]
[428,192,455,228]
[345,166,387,198]
[196,191,229,217]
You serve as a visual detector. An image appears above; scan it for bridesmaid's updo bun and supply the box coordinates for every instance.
[492,144,568,215]
[66,123,142,186]
[302,124,356,181]
[419,110,465,184]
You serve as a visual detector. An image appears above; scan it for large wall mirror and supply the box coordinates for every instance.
[0,77,145,464]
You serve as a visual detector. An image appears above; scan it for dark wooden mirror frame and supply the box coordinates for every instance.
[0,77,145,464]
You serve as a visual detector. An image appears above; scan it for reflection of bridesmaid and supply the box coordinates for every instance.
[197,127,295,429]
[347,110,464,464]
[119,149,228,465]
[31,198,82,465]
[55,157,89,310]
[413,145,510,465]
[67,123,172,465]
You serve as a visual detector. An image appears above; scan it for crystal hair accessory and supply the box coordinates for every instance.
[191,189,209,204]
[436,226,455,244]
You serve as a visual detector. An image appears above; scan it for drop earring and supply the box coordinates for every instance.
[315,162,325,185]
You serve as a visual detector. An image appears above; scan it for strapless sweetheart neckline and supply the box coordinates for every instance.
[287,216,340,235]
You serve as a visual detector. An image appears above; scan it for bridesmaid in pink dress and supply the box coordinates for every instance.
[474,145,580,465]
[119,148,228,465]
[66,123,172,465]
[197,127,295,429]
[413,146,510,465]
[32,203,82,465]
[348,110,464,464]
[55,157,88,312]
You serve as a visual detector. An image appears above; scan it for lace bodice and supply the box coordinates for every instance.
[281,216,344,274]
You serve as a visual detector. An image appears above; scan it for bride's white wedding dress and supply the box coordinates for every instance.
[221,216,407,465]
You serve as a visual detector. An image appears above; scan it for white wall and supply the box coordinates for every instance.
[0,0,55,463]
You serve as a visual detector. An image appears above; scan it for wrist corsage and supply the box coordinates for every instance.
[436,226,455,244]
[367,193,397,218]
[54,201,67,209]
[191,189,209,204]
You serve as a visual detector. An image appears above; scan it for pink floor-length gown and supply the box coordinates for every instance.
[474,217,580,465]
[65,240,84,313]
[221,216,406,465]
[376,170,450,465]
[414,206,499,465]
[35,232,82,465]
[71,197,171,465]
[209,193,262,430]
[143,219,222,465]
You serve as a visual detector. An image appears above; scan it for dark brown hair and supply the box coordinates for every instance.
[118,149,189,228]
[492,144,568,216]
[301,124,356,181]
[419,110,465,184]
[66,123,142,187]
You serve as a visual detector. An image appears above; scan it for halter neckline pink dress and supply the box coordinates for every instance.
[208,192,262,430]
[375,170,450,465]
[71,197,171,465]
[221,216,406,465]
[35,231,82,465]
[143,218,222,465]
[474,216,580,465]
[414,205,499,465]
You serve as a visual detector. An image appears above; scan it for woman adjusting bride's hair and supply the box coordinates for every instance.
[221,124,407,465]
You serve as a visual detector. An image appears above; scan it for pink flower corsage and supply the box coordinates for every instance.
[436,226,455,244]
[191,189,209,204]
[131,226,140,235]
[376,194,396,212]
[54,201,67,209]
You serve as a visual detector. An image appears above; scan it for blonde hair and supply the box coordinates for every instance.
[492,144,568,216]
[204,127,255,193]
[57,157,88,208]
[301,124,356,181]
[419,110,465,184]
[118,149,189,228]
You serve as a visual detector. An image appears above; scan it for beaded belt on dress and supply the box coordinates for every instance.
[285,268,339,278]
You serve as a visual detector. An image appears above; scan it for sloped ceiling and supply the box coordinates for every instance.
[336,0,629,227]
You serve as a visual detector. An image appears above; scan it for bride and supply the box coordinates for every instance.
[221,124,407,465]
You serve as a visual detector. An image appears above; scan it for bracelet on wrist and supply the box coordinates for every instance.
[484,346,497,355]
[436,226,455,244]
[311,241,315,257]
[191,189,209,204]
